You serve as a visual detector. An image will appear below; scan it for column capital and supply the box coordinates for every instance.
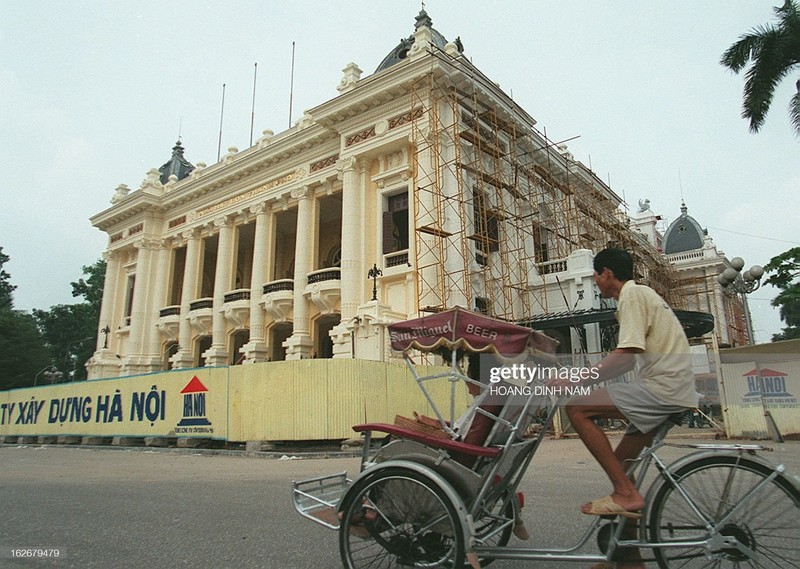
[249,201,271,216]
[180,226,201,241]
[158,236,176,249]
[290,185,311,200]
[133,238,161,251]
[214,215,234,229]
[336,156,359,177]
[102,249,121,262]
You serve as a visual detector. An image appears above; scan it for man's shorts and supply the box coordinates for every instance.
[607,381,690,435]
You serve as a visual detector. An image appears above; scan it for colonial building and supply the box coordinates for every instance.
[87,10,717,379]
[660,202,752,347]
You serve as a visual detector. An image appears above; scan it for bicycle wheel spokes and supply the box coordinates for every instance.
[649,456,800,569]
[340,468,465,569]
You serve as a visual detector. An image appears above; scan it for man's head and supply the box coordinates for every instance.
[593,248,633,298]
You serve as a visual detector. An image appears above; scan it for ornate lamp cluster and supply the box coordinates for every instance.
[716,257,764,294]
[717,256,764,345]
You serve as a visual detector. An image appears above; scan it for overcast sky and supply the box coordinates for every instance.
[2,1,798,343]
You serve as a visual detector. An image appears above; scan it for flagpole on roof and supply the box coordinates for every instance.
[217,83,226,162]
[250,63,258,147]
[288,42,296,129]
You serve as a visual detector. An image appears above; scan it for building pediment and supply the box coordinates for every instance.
[90,192,161,232]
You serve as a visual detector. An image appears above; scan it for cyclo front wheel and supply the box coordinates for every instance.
[648,455,800,568]
[339,467,466,569]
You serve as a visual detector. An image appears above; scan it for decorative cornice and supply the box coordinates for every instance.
[310,154,339,172]
[168,215,186,229]
[345,125,377,147]
[389,107,424,130]
[193,168,306,219]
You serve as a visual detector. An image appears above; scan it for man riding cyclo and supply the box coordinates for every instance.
[549,248,697,569]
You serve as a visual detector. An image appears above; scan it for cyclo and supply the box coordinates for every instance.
[292,308,800,568]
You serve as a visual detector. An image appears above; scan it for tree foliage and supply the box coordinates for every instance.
[720,0,800,136]
[0,309,52,390]
[32,259,106,382]
[0,248,50,390]
[0,247,15,310]
[763,246,800,341]
[71,258,106,312]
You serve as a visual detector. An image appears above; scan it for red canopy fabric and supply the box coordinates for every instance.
[388,307,557,356]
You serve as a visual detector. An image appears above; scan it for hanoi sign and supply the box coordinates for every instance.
[0,369,226,439]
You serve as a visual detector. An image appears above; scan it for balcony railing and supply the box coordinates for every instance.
[159,305,181,317]
[538,258,568,275]
[224,289,251,303]
[189,298,214,311]
[385,250,409,268]
[307,268,341,284]
[263,279,294,294]
[665,250,705,263]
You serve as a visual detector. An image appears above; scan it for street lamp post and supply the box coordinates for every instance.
[34,365,53,386]
[716,256,764,345]
[34,366,62,386]
[100,325,111,349]
[368,263,382,302]
[64,336,93,381]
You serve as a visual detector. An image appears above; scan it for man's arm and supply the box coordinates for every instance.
[547,347,642,388]
[590,347,642,386]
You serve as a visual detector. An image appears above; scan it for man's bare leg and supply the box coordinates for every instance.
[566,388,647,513]
[569,389,654,568]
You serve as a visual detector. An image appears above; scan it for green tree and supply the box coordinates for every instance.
[0,309,52,389]
[720,0,800,136]
[0,246,15,310]
[71,258,106,313]
[763,246,800,341]
[33,259,106,381]
[0,248,50,390]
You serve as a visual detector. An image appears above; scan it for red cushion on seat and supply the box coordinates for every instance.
[352,423,502,458]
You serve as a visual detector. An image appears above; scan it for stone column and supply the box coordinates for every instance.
[204,216,235,366]
[330,156,362,359]
[242,203,271,362]
[87,250,122,379]
[439,121,468,309]
[146,239,173,366]
[121,238,158,375]
[338,157,361,319]
[284,186,314,360]
[95,250,121,351]
[172,228,202,369]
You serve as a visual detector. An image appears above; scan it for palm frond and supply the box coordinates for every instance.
[741,27,791,131]
[722,0,800,134]
[720,32,766,72]
[790,90,800,137]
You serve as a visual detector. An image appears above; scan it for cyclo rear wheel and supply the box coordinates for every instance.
[339,467,465,569]
[648,455,800,568]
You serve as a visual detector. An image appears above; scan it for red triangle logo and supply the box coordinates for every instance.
[743,368,788,378]
[181,376,209,394]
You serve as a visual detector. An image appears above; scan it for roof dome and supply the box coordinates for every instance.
[375,9,461,73]
[158,140,195,184]
[662,202,706,255]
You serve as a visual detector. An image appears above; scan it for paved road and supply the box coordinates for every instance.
[1,438,798,569]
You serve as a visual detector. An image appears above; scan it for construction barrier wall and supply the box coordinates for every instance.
[720,358,800,439]
[0,360,468,442]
